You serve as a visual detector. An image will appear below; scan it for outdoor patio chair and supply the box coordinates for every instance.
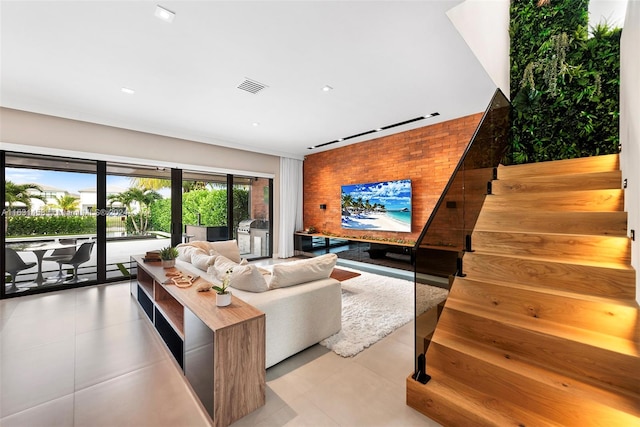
[56,241,95,284]
[5,247,37,292]
[43,238,78,280]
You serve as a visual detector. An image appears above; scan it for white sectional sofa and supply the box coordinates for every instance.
[175,240,342,368]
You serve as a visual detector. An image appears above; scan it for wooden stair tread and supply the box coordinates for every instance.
[475,210,628,237]
[437,305,640,395]
[465,250,634,272]
[450,275,640,309]
[444,298,640,358]
[463,252,636,298]
[497,154,619,179]
[471,230,631,265]
[482,189,624,212]
[431,331,640,421]
[406,375,558,427]
[448,276,640,340]
[493,170,622,194]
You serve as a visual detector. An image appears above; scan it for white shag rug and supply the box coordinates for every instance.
[319,270,449,357]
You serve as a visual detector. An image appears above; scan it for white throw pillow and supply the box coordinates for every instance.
[191,251,217,271]
[269,253,337,289]
[229,264,269,293]
[209,254,239,280]
[209,240,241,264]
[176,245,204,262]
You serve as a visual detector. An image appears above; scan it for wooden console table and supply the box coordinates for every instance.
[130,256,265,427]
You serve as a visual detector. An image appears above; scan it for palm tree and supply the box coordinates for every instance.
[4,181,46,213]
[130,177,210,193]
[129,177,170,191]
[53,194,79,214]
[108,187,162,234]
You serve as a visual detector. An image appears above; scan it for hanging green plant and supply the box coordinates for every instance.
[509,0,620,164]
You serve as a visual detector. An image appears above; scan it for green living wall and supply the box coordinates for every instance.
[510,0,621,164]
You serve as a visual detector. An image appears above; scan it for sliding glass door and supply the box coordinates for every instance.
[105,163,172,281]
[3,153,97,295]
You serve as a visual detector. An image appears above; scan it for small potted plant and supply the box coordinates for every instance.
[159,246,179,268]
[212,267,233,306]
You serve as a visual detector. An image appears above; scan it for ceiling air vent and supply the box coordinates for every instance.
[237,78,268,94]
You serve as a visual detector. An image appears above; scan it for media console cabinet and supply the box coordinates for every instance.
[130,255,266,427]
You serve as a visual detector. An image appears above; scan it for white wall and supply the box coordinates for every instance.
[619,0,640,303]
[446,0,511,99]
[0,107,282,256]
[589,0,628,29]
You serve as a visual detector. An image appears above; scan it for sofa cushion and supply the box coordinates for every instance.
[208,255,238,281]
[208,239,241,263]
[269,253,338,289]
[176,245,205,262]
[191,251,217,271]
[229,264,269,293]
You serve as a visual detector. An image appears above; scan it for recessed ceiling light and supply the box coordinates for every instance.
[155,5,175,23]
[252,122,260,127]
[322,85,333,92]
[121,87,135,95]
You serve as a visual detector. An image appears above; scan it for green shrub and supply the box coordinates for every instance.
[6,215,96,236]
[148,188,250,232]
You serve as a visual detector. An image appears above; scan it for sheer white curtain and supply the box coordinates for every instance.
[277,157,303,258]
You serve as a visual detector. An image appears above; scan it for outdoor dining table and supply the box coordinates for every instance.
[24,242,78,285]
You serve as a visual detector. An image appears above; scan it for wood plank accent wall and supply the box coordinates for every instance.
[303,113,483,242]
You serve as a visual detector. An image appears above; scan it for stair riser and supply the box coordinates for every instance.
[435,309,640,394]
[475,211,628,236]
[427,341,640,425]
[464,253,636,299]
[497,154,619,180]
[447,278,639,339]
[471,231,631,264]
[482,190,624,213]
[492,171,622,194]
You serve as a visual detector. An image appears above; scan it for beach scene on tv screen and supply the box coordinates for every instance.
[341,179,411,232]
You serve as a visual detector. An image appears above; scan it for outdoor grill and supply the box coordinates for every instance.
[237,219,269,255]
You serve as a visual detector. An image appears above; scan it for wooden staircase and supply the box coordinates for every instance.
[407,154,640,426]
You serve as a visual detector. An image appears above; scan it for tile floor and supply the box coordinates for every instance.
[0,280,442,427]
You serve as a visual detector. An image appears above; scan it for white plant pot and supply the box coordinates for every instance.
[162,259,176,268]
[216,292,232,307]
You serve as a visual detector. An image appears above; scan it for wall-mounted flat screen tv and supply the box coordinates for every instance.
[341,179,411,232]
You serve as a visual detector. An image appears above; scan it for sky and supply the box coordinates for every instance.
[6,168,138,195]
[341,179,411,211]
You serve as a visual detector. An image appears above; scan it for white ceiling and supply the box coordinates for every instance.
[0,0,496,159]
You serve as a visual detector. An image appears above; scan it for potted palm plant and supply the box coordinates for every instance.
[159,246,179,268]
[212,267,233,306]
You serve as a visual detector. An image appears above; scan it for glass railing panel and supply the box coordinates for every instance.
[413,89,511,373]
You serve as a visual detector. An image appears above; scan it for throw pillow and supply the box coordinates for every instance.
[209,254,239,281]
[229,264,269,293]
[191,251,217,271]
[209,240,241,264]
[269,253,337,289]
[176,245,205,262]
